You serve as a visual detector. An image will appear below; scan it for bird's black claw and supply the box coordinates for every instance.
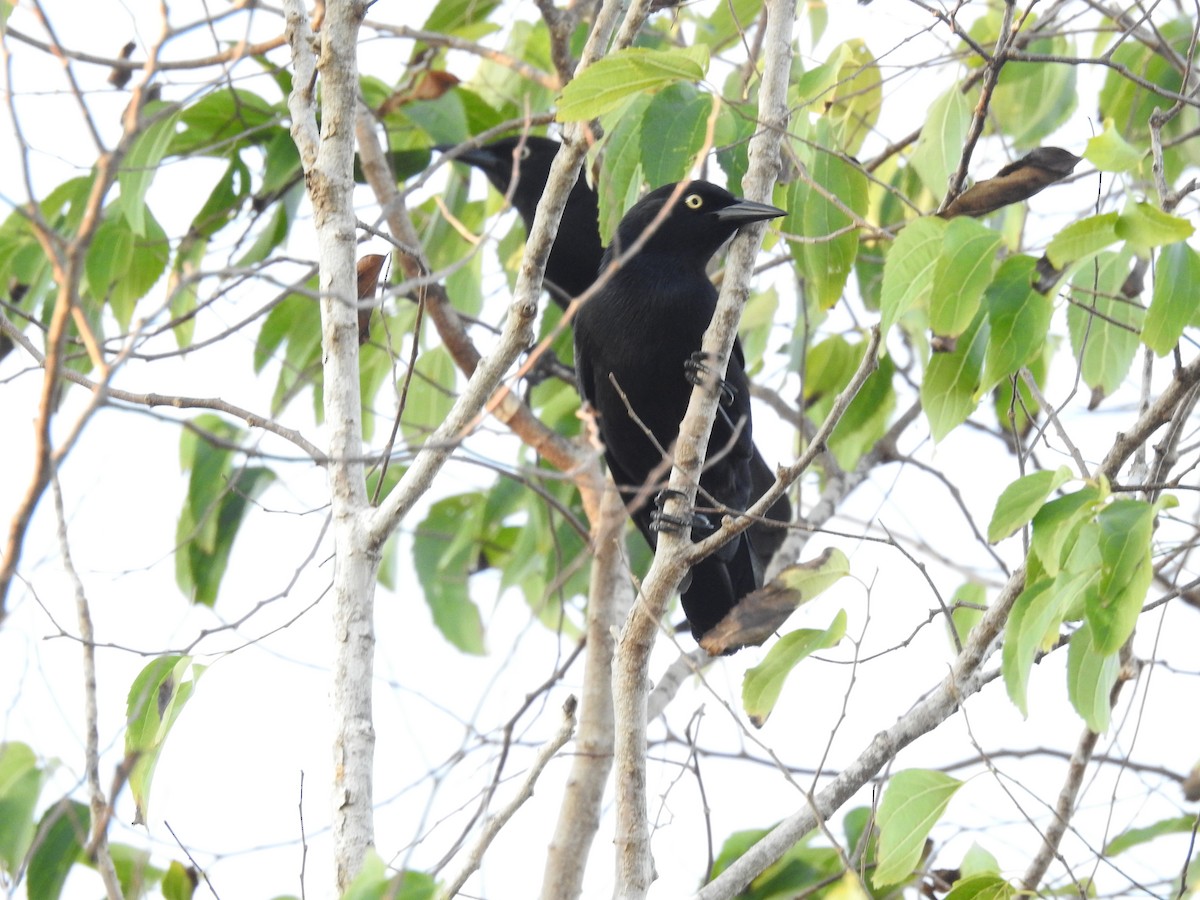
[684,352,736,408]
[522,349,576,390]
[650,489,714,534]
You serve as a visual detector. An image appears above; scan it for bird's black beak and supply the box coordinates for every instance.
[713,198,786,224]
[434,143,502,171]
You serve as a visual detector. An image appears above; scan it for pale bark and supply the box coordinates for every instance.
[283,0,377,890]
[540,480,633,900]
[610,0,793,895]
[53,476,123,900]
[443,698,579,899]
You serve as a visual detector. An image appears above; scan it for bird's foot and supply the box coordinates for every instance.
[684,352,736,408]
[650,489,714,534]
[520,349,576,396]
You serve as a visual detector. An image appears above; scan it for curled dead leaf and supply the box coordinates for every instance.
[941,147,1081,219]
[357,254,386,345]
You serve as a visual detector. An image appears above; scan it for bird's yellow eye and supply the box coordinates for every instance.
[517,144,532,160]
[684,193,704,209]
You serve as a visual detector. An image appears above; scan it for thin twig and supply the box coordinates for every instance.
[439,697,578,899]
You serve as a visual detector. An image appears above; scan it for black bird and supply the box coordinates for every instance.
[440,136,602,308]
[574,181,789,640]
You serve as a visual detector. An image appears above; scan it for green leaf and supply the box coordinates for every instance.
[979,256,1050,395]
[909,87,971,200]
[119,106,180,236]
[412,494,488,654]
[0,742,43,872]
[1029,485,1105,578]
[948,582,987,650]
[711,826,843,893]
[714,101,753,194]
[1098,19,1192,170]
[1143,241,1200,355]
[557,46,709,121]
[178,415,240,552]
[421,0,500,36]
[943,873,1020,900]
[467,21,554,118]
[1057,520,1104,622]
[255,287,321,385]
[1088,499,1155,653]
[880,217,945,338]
[843,806,874,861]
[805,334,897,470]
[1067,621,1119,732]
[803,335,859,412]
[1066,250,1143,397]
[1002,578,1070,715]
[697,0,764,50]
[106,842,161,899]
[1104,814,1200,856]
[176,417,274,606]
[823,40,881,155]
[921,306,989,441]
[776,548,851,600]
[739,286,779,374]
[787,119,869,309]
[169,88,279,158]
[1084,118,1144,172]
[257,127,303,199]
[162,860,198,900]
[597,95,653,242]
[990,34,1077,149]
[187,155,251,241]
[960,842,1001,877]
[342,851,437,900]
[84,210,170,330]
[827,871,872,898]
[1046,212,1120,269]
[237,185,300,267]
[26,800,88,900]
[742,609,846,727]
[930,218,1001,337]
[987,466,1073,543]
[874,770,963,887]
[1116,202,1195,257]
[169,234,207,348]
[401,347,458,444]
[639,83,712,187]
[126,656,203,824]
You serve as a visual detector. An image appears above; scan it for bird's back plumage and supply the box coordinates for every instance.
[444,136,601,306]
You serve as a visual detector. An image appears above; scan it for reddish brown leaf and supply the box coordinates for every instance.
[377,70,461,117]
[941,147,1081,219]
[699,581,805,656]
[357,254,386,346]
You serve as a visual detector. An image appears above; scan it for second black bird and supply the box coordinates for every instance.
[441,135,602,308]
[574,181,789,640]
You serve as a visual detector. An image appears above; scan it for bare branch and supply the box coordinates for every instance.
[440,697,578,899]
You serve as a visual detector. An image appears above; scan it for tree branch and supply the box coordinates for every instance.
[440,697,578,899]
[283,0,376,890]
[52,474,123,900]
[610,0,792,894]
[540,480,632,900]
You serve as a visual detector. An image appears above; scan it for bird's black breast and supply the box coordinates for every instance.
[576,251,751,505]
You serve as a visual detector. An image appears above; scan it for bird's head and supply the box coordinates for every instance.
[437,135,560,223]
[610,181,785,265]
